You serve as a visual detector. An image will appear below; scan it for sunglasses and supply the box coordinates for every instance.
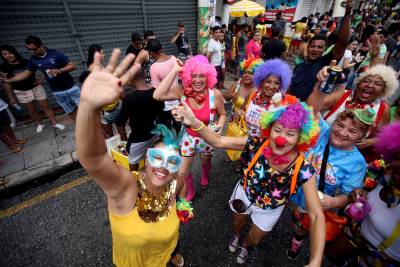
[146,147,182,174]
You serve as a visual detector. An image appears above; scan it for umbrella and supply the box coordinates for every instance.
[229,0,265,17]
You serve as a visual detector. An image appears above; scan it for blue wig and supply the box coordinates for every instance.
[253,59,292,93]
[150,124,180,150]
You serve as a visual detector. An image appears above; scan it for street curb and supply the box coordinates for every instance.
[0,151,79,193]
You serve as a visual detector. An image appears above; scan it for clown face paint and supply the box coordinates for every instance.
[146,148,182,174]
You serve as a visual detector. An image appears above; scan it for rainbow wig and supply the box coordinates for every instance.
[258,94,320,152]
[151,124,180,150]
[253,59,292,93]
[181,55,217,89]
[374,122,400,163]
[240,57,263,75]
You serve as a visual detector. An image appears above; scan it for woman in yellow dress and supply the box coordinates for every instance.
[76,49,191,267]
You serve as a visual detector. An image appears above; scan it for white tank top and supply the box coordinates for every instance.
[245,99,267,138]
[361,184,400,261]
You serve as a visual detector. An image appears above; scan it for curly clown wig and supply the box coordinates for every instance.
[253,59,292,93]
[181,55,217,89]
[240,57,263,75]
[258,94,320,152]
[374,122,400,163]
[355,64,399,100]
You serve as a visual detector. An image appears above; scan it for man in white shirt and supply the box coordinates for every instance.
[207,26,223,90]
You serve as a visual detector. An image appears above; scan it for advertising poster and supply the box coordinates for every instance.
[264,0,300,22]
[198,0,215,54]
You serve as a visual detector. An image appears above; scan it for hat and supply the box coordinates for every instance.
[354,108,376,126]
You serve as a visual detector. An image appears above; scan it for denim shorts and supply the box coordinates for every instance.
[53,85,80,113]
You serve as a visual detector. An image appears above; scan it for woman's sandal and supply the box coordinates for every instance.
[170,253,184,267]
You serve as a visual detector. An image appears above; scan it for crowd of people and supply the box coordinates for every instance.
[1,0,400,266]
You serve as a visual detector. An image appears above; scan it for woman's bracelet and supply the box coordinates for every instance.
[191,121,205,132]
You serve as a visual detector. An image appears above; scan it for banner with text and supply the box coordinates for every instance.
[264,0,300,22]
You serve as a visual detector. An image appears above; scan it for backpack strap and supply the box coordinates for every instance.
[289,153,305,196]
[323,90,352,120]
[243,139,269,190]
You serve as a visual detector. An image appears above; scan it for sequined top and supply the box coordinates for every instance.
[240,137,315,209]
[136,174,177,223]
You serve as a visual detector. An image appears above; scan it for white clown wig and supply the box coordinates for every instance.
[355,64,399,100]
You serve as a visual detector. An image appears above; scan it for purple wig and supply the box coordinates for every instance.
[253,59,292,93]
[277,103,310,129]
[374,122,400,162]
[181,55,217,89]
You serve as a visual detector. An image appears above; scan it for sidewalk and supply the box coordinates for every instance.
[0,113,78,192]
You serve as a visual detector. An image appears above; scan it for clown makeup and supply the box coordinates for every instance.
[146,147,182,174]
[269,122,299,156]
[261,75,281,98]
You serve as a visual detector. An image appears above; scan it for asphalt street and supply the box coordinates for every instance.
[0,148,324,266]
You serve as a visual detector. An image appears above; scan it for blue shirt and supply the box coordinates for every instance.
[290,119,366,209]
[26,48,75,92]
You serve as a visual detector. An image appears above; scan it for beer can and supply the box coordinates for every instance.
[319,66,343,94]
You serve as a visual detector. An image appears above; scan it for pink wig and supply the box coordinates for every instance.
[181,55,217,89]
[374,122,400,162]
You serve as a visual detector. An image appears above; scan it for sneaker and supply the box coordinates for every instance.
[53,123,66,130]
[236,246,248,264]
[36,124,45,133]
[228,235,239,253]
[287,237,304,260]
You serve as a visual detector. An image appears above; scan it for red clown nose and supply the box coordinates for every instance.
[275,136,287,147]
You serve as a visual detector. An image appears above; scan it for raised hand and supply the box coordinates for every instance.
[171,102,198,127]
[80,49,141,110]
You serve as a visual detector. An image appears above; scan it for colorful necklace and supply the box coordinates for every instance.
[252,92,272,110]
[136,173,176,223]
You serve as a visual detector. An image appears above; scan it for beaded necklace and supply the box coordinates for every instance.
[136,173,177,223]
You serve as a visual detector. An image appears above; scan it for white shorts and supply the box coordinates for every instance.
[229,181,285,232]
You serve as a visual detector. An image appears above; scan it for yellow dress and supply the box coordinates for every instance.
[109,178,179,267]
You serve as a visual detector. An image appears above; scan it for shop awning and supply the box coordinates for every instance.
[229,0,265,17]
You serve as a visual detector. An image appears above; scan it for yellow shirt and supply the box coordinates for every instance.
[109,176,179,267]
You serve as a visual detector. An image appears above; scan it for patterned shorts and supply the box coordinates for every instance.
[180,131,213,157]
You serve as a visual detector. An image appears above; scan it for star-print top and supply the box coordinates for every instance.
[240,137,315,209]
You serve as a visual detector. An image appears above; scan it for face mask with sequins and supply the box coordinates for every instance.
[146,148,182,173]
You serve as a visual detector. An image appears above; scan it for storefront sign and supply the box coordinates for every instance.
[264,0,300,22]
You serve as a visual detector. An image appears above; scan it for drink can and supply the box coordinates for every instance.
[46,69,54,79]
[319,66,343,94]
